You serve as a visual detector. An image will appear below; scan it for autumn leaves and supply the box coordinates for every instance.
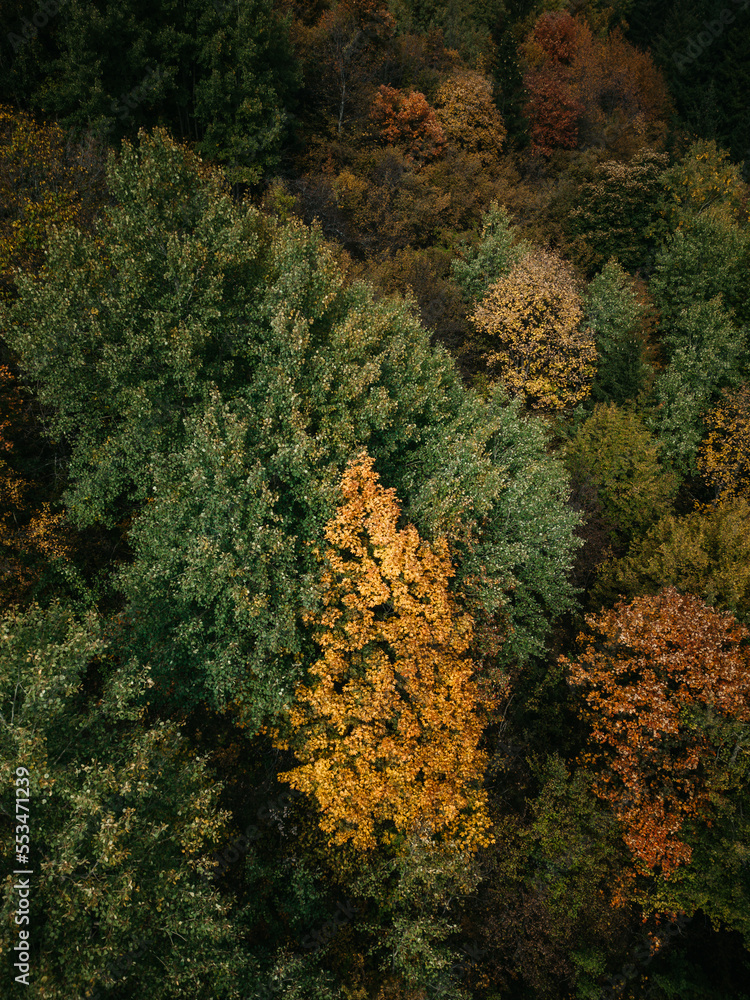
[272,452,492,853]
[274,451,750,890]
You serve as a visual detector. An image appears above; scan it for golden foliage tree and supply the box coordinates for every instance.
[470,248,596,411]
[273,452,493,852]
[434,69,507,165]
[697,383,750,506]
[563,588,750,881]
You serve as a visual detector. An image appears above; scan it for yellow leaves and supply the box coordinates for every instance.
[0,104,106,299]
[273,451,494,853]
[470,247,596,411]
[697,383,750,506]
[434,70,507,165]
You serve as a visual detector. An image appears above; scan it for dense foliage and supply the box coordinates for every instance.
[1,2,749,998]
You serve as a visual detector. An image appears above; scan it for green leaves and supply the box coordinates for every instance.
[451,201,528,304]
[0,602,246,999]
[565,403,677,549]
[583,260,648,405]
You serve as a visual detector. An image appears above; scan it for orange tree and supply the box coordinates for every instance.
[272,451,493,853]
[562,588,750,886]
[369,85,446,163]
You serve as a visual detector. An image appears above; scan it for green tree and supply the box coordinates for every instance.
[8,0,299,182]
[0,601,247,998]
[583,259,649,405]
[565,403,677,550]
[1,128,269,529]
[194,0,300,185]
[3,128,581,728]
[451,201,529,304]
[593,499,750,624]
[650,210,750,328]
[659,138,748,231]
[565,147,670,276]
[651,298,746,474]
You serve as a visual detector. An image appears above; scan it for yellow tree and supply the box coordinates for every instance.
[273,452,493,852]
[434,69,507,166]
[697,383,750,506]
[470,247,597,411]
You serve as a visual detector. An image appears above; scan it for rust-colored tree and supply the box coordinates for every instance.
[522,67,582,158]
[370,85,446,163]
[273,452,493,852]
[563,588,750,882]
[520,12,586,157]
[570,27,671,158]
[519,12,670,159]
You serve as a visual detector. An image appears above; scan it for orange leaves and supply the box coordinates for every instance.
[370,86,446,164]
[563,588,750,878]
[274,451,493,852]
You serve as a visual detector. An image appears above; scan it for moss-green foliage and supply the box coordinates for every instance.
[2,4,750,995]
[593,499,750,621]
[583,259,648,405]
[451,200,529,304]
[0,602,247,998]
[651,298,746,474]
[650,211,750,328]
[564,148,670,276]
[565,403,677,549]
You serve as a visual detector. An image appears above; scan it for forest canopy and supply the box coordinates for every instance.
[1,2,749,998]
